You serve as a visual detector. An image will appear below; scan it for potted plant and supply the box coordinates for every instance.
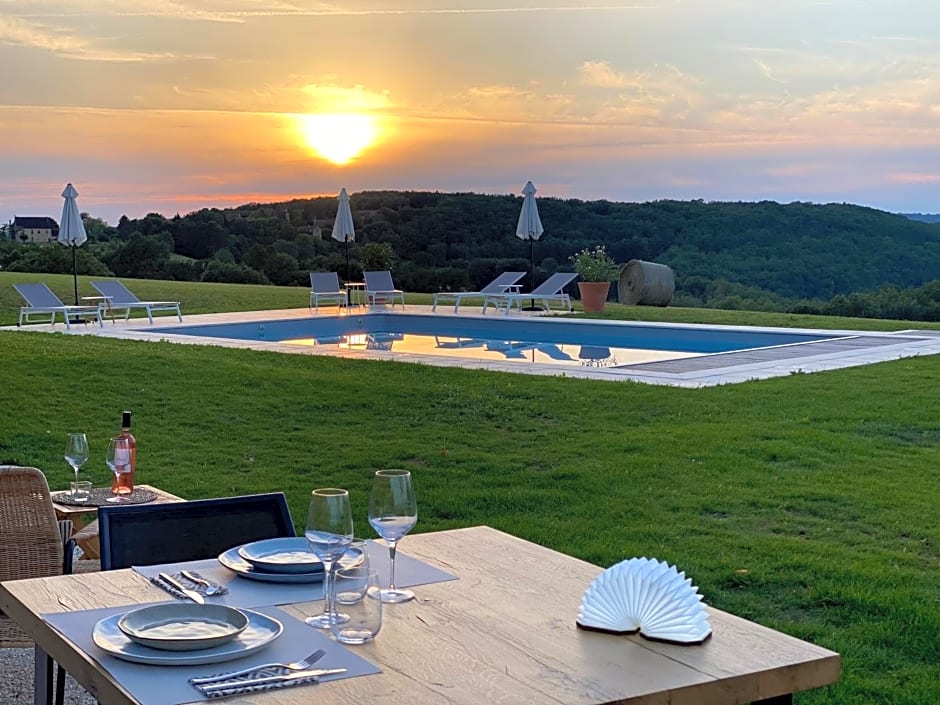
[570,245,619,312]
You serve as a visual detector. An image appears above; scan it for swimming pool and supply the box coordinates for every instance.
[150,313,837,370]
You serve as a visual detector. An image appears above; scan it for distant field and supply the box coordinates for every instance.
[2,271,939,703]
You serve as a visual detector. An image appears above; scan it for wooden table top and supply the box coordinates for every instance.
[0,526,839,705]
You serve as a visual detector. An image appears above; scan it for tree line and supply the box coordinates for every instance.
[3,191,940,321]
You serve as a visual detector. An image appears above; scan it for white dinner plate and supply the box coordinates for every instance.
[94,608,282,666]
[237,538,322,574]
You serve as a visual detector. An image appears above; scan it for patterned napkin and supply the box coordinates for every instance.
[193,673,327,699]
[176,571,229,596]
[148,572,228,601]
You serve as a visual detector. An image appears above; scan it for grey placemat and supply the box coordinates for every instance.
[133,539,457,609]
[43,605,379,705]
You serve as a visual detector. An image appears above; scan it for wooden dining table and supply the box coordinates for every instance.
[0,526,840,705]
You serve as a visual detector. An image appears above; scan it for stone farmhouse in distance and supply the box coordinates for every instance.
[9,216,59,243]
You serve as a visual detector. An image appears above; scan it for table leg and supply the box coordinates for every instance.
[33,645,50,705]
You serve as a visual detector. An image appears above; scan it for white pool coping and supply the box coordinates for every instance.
[6,305,940,387]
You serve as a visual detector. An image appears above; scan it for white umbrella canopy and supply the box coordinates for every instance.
[515,180,543,242]
[331,187,356,280]
[58,182,87,304]
[515,181,544,299]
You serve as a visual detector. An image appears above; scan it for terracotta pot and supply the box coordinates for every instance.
[578,281,610,313]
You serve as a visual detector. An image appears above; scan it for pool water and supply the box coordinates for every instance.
[151,313,835,369]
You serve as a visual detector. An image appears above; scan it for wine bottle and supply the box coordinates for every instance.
[112,410,137,495]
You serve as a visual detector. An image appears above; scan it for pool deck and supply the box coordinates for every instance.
[6,305,940,387]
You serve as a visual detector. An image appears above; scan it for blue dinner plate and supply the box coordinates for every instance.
[237,537,322,574]
[94,608,282,665]
[219,540,325,584]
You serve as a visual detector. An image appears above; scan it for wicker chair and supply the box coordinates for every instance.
[0,465,79,705]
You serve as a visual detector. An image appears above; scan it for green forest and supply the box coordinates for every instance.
[4,191,940,320]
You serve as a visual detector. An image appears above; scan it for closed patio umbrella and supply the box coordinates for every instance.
[515,181,544,309]
[57,183,87,305]
[331,188,356,281]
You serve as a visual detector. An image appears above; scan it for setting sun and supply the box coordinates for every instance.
[298,113,379,165]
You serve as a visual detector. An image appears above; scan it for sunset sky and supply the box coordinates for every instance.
[2,0,939,225]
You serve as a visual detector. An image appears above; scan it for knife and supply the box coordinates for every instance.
[198,668,347,692]
[157,572,205,604]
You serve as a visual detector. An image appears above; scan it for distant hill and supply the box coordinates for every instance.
[7,193,940,311]
[135,194,940,302]
[902,213,940,224]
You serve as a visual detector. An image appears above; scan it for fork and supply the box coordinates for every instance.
[188,648,327,685]
[180,570,222,596]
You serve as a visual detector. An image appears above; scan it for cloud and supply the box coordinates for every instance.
[580,61,631,88]
[1,1,659,22]
[300,83,392,113]
[887,171,940,184]
[0,15,179,61]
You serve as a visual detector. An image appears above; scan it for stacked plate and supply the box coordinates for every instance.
[217,537,324,583]
[93,603,283,666]
[218,537,364,584]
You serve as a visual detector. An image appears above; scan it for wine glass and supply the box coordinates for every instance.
[303,488,354,628]
[368,469,417,603]
[64,433,89,488]
[105,437,132,503]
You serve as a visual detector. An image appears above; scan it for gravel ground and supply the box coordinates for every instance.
[0,648,97,705]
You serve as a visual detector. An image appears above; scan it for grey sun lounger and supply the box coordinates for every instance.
[363,270,405,309]
[432,271,527,313]
[309,272,348,312]
[13,283,103,329]
[482,272,579,315]
[90,280,182,324]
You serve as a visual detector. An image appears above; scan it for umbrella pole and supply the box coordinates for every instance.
[523,238,540,310]
[345,238,350,282]
[71,244,79,305]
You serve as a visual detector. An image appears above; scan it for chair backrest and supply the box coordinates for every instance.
[13,283,65,308]
[310,272,342,293]
[363,270,396,291]
[0,466,64,583]
[479,271,526,294]
[98,493,295,570]
[91,280,140,303]
[530,272,579,295]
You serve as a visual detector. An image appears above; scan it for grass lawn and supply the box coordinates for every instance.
[2,272,939,703]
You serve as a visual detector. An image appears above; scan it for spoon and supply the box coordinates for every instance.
[180,570,221,596]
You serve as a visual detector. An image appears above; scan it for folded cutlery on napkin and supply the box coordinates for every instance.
[192,668,347,699]
[150,573,204,604]
[148,571,227,603]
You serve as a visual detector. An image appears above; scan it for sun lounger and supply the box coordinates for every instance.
[432,271,526,313]
[363,271,405,309]
[90,280,182,324]
[309,272,348,312]
[13,283,103,330]
[482,272,578,315]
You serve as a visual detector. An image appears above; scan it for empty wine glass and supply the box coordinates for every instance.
[303,488,354,629]
[105,437,132,503]
[368,469,417,603]
[64,433,89,489]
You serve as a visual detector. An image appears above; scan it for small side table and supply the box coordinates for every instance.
[52,483,186,559]
[344,282,366,307]
[81,295,114,323]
